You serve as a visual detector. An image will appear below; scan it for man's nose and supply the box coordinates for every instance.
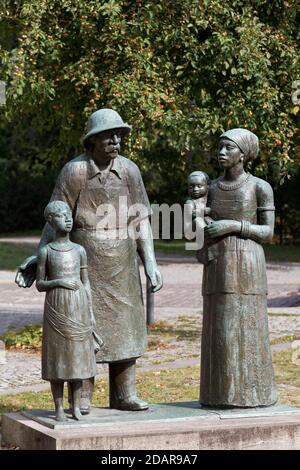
[112,134,120,144]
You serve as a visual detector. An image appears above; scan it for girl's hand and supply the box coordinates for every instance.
[204,220,241,239]
[58,279,80,290]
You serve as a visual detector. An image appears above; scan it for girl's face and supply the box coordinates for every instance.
[188,175,208,199]
[50,209,73,233]
[218,138,244,169]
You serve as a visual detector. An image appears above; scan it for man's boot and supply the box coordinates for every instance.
[109,359,148,411]
[80,377,94,415]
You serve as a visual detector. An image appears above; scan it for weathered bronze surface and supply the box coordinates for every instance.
[16,109,163,412]
[186,171,210,214]
[185,171,212,254]
[36,200,98,421]
[200,128,277,408]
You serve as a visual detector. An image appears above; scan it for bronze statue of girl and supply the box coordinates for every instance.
[36,200,101,421]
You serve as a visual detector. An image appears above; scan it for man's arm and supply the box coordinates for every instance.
[15,160,82,288]
[136,218,163,293]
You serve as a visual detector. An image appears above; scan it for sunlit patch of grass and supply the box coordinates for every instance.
[148,318,200,344]
[148,320,175,335]
[176,316,200,341]
[1,350,299,418]
[147,336,172,351]
[270,335,298,345]
[268,313,300,317]
[273,349,300,389]
[0,391,55,417]
[0,367,200,417]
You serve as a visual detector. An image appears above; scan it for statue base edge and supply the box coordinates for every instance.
[2,402,300,450]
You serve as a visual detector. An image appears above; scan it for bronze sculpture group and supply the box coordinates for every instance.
[16,109,277,420]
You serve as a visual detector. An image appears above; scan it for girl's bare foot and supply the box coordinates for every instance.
[55,407,67,422]
[72,406,82,421]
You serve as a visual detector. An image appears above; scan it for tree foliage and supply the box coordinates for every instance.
[0,1,300,208]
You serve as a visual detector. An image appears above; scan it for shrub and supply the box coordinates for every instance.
[1,324,43,350]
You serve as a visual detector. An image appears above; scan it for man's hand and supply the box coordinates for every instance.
[145,263,163,293]
[15,255,37,288]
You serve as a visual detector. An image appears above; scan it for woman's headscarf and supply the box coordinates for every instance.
[220,128,259,162]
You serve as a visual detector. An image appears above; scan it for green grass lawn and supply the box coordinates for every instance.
[0,229,41,238]
[1,238,300,271]
[0,350,299,415]
[0,243,36,271]
[155,240,300,262]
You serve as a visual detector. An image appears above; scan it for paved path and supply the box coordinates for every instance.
[1,257,300,332]
[1,244,300,394]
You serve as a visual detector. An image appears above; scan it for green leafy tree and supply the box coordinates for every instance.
[0,1,300,231]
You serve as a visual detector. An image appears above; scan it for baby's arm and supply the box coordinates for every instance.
[80,247,95,327]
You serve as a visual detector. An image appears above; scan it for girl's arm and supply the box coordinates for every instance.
[36,247,59,292]
[80,247,95,326]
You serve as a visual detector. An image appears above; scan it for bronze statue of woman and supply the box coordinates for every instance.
[200,128,277,408]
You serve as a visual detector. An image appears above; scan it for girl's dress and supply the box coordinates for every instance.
[42,242,96,381]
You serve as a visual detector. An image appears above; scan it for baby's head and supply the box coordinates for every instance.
[44,200,73,233]
[188,171,209,199]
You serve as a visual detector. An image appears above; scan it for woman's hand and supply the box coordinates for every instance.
[204,220,241,239]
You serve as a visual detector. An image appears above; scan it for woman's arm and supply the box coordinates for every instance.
[240,179,274,243]
[205,179,274,243]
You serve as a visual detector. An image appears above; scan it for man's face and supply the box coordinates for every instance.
[91,129,122,162]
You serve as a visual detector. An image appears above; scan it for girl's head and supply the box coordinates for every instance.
[44,200,73,233]
[188,171,209,199]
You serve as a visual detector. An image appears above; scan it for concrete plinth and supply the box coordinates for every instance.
[2,402,300,450]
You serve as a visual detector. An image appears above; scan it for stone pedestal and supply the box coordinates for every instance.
[2,402,300,450]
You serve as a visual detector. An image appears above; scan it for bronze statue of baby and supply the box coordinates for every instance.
[185,171,212,255]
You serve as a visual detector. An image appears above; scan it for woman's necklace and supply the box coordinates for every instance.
[217,172,250,191]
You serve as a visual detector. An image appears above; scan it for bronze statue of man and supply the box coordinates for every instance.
[16,108,163,412]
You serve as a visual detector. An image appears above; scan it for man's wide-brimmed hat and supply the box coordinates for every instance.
[83,108,131,147]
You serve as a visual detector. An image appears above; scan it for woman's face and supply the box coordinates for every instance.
[218,138,244,169]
